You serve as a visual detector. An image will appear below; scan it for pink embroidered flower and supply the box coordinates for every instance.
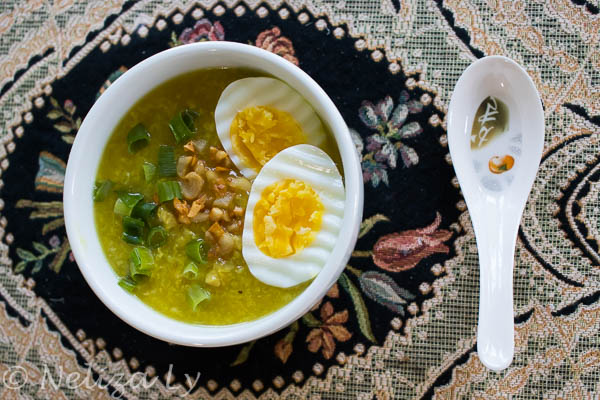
[255,27,299,66]
[48,235,60,249]
[372,212,452,272]
[63,100,76,116]
[179,19,225,44]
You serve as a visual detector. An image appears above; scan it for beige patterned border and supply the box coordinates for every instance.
[0,0,599,398]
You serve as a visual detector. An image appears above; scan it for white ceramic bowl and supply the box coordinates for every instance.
[63,42,364,346]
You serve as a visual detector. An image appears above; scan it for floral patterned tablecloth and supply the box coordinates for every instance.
[0,1,599,399]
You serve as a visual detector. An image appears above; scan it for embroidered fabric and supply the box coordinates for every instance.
[0,1,599,398]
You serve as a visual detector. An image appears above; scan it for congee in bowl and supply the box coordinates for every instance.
[93,68,345,325]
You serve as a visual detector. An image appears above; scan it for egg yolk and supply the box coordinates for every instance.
[254,179,323,258]
[230,106,306,172]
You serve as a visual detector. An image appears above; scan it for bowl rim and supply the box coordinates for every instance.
[63,41,364,347]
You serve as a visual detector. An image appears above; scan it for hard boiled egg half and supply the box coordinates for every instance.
[242,144,345,288]
[215,77,327,179]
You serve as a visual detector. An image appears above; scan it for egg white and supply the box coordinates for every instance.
[215,77,327,179]
[242,144,345,288]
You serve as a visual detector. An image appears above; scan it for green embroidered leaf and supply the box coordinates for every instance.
[359,271,415,315]
[16,200,63,211]
[50,239,70,273]
[230,340,256,366]
[75,117,82,129]
[284,320,299,342]
[16,248,36,261]
[302,312,321,328]
[170,31,182,47]
[29,207,63,219]
[49,97,59,109]
[359,214,390,238]
[54,121,72,134]
[15,199,33,208]
[339,272,377,343]
[345,265,363,277]
[46,110,62,120]
[62,135,75,144]
[14,261,26,273]
[32,260,43,274]
[42,218,65,235]
[32,242,49,255]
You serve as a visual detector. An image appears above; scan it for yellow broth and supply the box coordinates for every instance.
[94,68,340,325]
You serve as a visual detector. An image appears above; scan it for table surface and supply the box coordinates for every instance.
[0,1,599,399]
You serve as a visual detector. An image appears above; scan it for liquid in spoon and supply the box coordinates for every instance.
[469,96,522,193]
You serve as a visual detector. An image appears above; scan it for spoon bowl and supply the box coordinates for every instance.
[447,56,544,371]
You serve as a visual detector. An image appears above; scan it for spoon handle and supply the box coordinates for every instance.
[473,208,518,371]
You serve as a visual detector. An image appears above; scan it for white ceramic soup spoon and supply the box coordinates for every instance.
[447,56,544,371]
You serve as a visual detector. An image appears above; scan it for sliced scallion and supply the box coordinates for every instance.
[188,284,210,310]
[93,180,114,202]
[158,145,176,177]
[118,276,137,293]
[123,216,144,236]
[169,109,199,144]
[182,262,199,279]
[132,202,157,222]
[127,123,151,153]
[129,247,154,281]
[185,238,207,264]
[157,181,182,203]
[143,162,157,183]
[122,216,145,245]
[147,226,168,248]
[113,192,144,216]
[122,233,144,245]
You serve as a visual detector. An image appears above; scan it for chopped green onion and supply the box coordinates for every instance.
[122,233,144,245]
[157,181,182,203]
[186,238,207,264]
[114,199,130,216]
[129,247,154,281]
[122,216,145,245]
[147,226,168,248]
[188,284,210,310]
[93,180,114,202]
[182,262,199,279]
[132,202,157,222]
[158,145,176,177]
[143,162,157,182]
[169,109,199,144]
[123,216,144,235]
[127,123,151,153]
[118,276,137,293]
[113,192,144,216]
